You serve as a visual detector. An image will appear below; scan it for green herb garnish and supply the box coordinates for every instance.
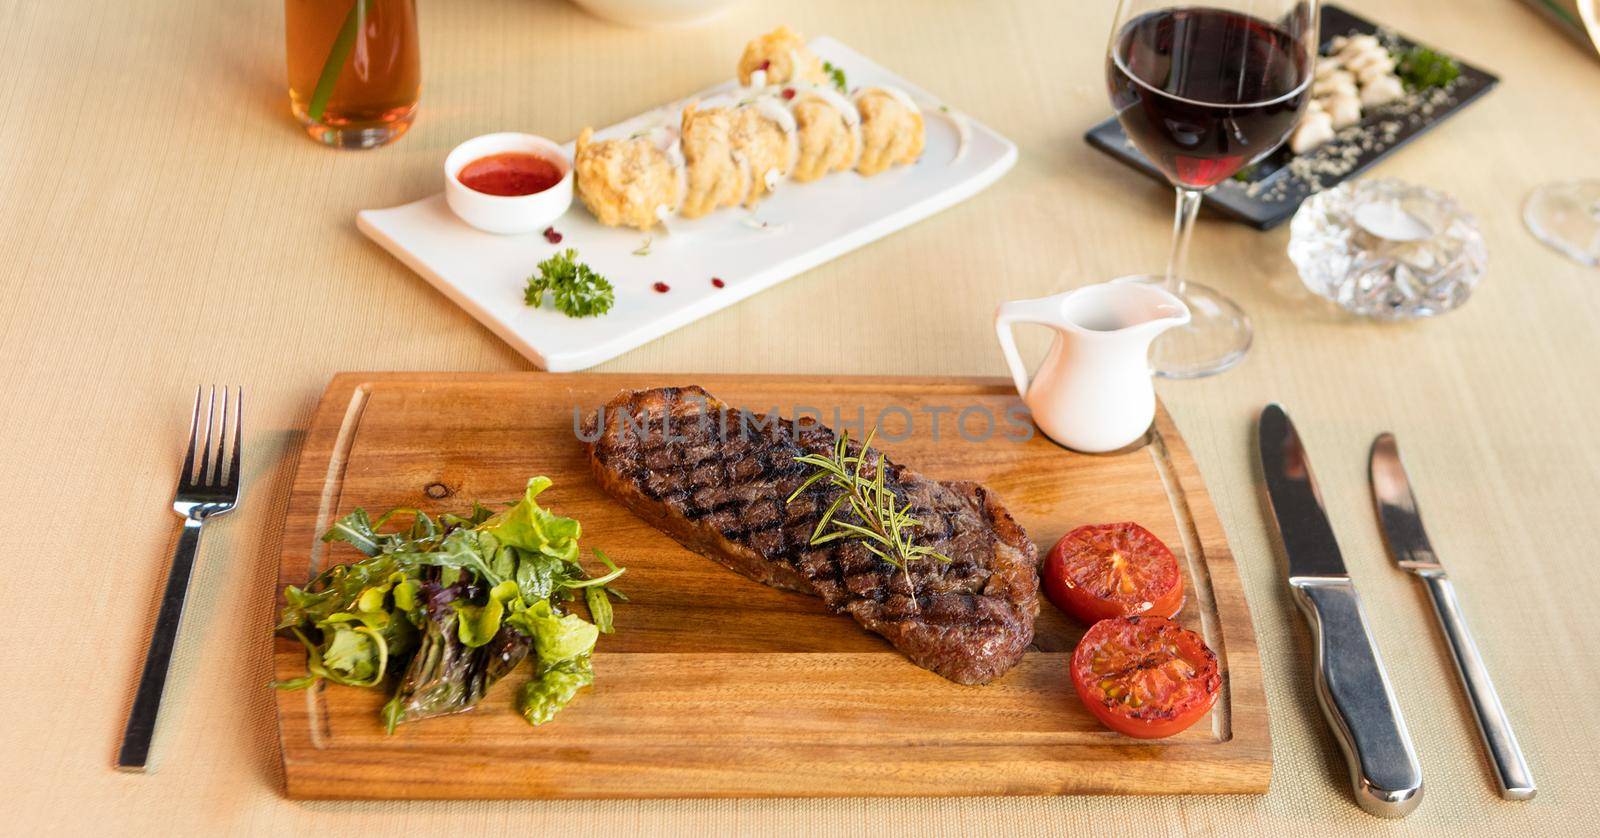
[306,0,375,122]
[1396,46,1460,91]
[632,236,653,256]
[525,248,615,318]
[823,60,848,94]
[275,477,627,732]
[787,428,951,585]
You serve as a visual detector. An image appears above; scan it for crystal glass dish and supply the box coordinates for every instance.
[1288,179,1487,320]
[1524,179,1600,267]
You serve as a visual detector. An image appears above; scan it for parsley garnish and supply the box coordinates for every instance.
[524,248,615,318]
[823,60,847,94]
[1396,46,1460,91]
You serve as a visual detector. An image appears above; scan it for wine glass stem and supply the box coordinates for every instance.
[1164,186,1203,297]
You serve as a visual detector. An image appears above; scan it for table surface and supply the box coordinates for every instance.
[3,0,1597,834]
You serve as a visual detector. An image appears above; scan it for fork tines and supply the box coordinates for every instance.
[182,385,243,491]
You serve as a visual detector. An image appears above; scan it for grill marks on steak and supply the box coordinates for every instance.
[582,386,1039,685]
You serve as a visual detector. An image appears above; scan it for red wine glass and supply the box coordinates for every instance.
[1107,1,1318,377]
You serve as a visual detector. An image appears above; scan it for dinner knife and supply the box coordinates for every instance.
[1257,404,1423,818]
[1369,433,1537,801]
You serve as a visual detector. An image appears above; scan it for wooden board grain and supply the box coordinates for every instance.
[273,373,1270,799]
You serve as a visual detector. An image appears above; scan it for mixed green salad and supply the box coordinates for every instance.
[274,477,625,732]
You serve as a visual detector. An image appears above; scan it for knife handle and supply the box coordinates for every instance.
[1420,573,1537,800]
[1290,578,1424,818]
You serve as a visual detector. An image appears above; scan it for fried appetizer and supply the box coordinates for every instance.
[574,127,682,230]
[788,86,861,183]
[729,98,798,205]
[854,86,925,176]
[679,103,751,218]
[737,24,827,87]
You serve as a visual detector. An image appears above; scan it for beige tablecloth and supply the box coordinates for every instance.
[3,0,1598,834]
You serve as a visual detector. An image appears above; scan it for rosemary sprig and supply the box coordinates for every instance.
[786,428,951,585]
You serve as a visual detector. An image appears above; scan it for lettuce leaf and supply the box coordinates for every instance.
[482,477,581,562]
[384,581,533,732]
[506,599,598,663]
[320,624,387,686]
[454,579,521,648]
[517,655,594,726]
[277,477,621,733]
[273,556,420,691]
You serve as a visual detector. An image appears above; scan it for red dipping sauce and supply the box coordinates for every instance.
[457,152,563,197]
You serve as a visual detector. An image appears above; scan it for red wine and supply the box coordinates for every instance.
[1108,7,1310,188]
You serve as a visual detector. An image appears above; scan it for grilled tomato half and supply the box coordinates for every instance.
[1070,615,1220,738]
[1042,522,1183,623]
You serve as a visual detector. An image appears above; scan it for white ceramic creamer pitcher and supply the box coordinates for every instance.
[994,281,1190,453]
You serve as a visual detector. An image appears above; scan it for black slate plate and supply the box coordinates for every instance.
[1084,4,1499,230]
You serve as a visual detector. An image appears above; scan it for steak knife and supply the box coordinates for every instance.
[1369,433,1537,801]
[1258,405,1423,818]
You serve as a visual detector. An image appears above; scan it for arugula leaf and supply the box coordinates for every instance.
[273,556,422,692]
[320,508,384,556]
[823,60,847,93]
[585,586,615,634]
[403,528,505,587]
[276,554,401,630]
[515,551,566,602]
[321,507,441,556]
[525,248,615,318]
[440,502,496,530]
[561,562,625,590]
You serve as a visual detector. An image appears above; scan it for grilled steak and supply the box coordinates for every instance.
[581,386,1039,685]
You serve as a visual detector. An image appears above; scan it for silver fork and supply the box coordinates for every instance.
[118,386,243,772]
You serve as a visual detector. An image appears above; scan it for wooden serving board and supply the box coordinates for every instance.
[273,373,1269,799]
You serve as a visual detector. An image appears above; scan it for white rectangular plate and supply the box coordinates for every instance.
[358,37,1017,372]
